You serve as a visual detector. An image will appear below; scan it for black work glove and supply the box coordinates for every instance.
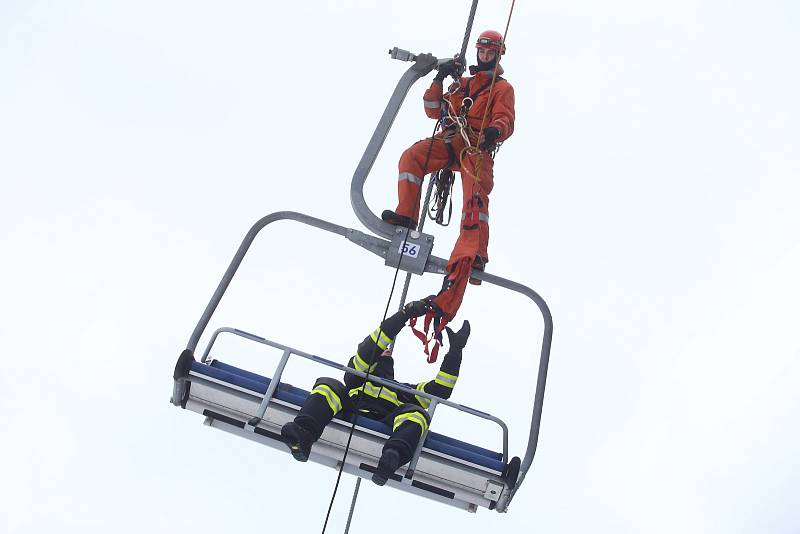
[403,298,433,319]
[479,127,501,150]
[445,320,471,351]
[434,59,461,83]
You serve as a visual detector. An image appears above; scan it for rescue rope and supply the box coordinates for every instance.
[321,226,412,534]
[466,0,517,184]
[323,118,443,534]
[333,1,488,529]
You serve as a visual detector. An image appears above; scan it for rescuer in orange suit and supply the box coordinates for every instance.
[382,30,515,319]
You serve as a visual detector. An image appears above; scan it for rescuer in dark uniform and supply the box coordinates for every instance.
[280,299,470,485]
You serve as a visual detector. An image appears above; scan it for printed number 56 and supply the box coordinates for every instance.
[401,243,419,258]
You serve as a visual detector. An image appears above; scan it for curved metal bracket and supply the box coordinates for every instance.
[350,52,438,239]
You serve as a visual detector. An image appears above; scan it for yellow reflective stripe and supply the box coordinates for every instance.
[369,328,393,350]
[353,353,368,371]
[349,382,401,406]
[434,371,458,389]
[380,390,400,405]
[414,381,431,409]
[393,411,428,433]
[353,353,377,373]
[310,384,343,414]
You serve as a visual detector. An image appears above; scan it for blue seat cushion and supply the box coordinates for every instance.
[190,360,505,472]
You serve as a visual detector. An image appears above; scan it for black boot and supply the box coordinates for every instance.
[381,210,416,230]
[371,447,401,486]
[281,421,314,462]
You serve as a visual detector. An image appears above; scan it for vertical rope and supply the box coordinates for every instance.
[321,226,411,534]
[475,0,516,141]
[328,118,440,534]
[460,0,516,186]
[333,111,440,534]
[334,2,525,529]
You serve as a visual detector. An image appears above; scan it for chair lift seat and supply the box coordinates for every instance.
[197,360,506,471]
[178,357,518,512]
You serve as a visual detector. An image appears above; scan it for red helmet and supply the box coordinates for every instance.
[476,30,505,55]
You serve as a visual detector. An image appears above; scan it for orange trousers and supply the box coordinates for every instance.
[395,132,494,262]
[395,132,494,319]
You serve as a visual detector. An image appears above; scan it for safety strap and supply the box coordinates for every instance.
[444,140,457,168]
[408,311,449,363]
[462,77,503,103]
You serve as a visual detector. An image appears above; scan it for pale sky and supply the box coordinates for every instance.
[2,1,799,533]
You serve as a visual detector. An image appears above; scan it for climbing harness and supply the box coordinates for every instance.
[427,168,456,226]
[425,57,504,229]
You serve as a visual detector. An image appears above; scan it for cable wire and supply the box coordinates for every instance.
[323,119,441,534]
[321,231,410,533]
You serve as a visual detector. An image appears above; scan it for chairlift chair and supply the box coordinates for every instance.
[171,46,552,514]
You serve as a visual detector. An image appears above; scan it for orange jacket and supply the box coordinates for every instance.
[422,68,515,143]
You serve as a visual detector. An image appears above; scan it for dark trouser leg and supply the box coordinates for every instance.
[385,410,428,462]
[295,393,335,440]
[283,378,351,461]
[372,404,430,485]
[295,377,351,438]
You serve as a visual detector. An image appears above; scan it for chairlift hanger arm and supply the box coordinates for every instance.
[350,49,438,239]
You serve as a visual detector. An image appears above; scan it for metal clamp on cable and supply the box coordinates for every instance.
[385,227,434,275]
[389,48,437,74]
[388,47,417,62]
[437,54,466,78]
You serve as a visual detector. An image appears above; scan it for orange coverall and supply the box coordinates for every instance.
[395,68,515,319]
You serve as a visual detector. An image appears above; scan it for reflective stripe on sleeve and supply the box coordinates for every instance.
[434,371,458,389]
[370,328,393,350]
[424,99,440,109]
[353,353,378,373]
[414,381,431,409]
[398,172,423,185]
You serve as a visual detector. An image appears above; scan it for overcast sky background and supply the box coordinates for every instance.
[2,1,799,532]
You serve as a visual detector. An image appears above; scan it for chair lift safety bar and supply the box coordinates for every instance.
[171,47,552,514]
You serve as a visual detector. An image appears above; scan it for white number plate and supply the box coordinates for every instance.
[399,243,419,258]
